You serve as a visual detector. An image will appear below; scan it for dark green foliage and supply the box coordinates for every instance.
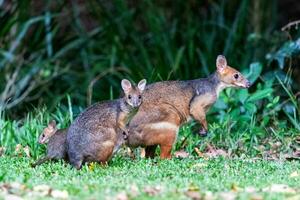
[0,0,292,113]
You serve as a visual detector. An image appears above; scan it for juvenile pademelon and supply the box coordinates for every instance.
[32,120,67,167]
[67,79,146,169]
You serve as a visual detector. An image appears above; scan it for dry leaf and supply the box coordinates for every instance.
[244,186,256,193]
[50,190,69,199]
[194,147,206,158]
[3,194,24,200]
[290,171,299,178]
[262,184,296,193]
[218,192,236,200]
[14,145,30,157]
[23,146,30,158]
[144,186,161,196]
[202,144,228,158]
[203,191,214,200]
[0,147,5,156]
[115,191,128,200]
[185,191,201,200]
[250,194,263,200]
[286,194,300,200]
[140,148,146,158]
[15,144,22,157]
[129,184,139,197]
[205,149,228,158]
[9,182,26,193]
[88,162,96,171]
[33,185,51,196]
[294,136,300,144]
[174,150,189,158]
[231,183,240,192]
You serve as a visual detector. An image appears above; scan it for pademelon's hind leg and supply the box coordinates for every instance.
[145,145,157,158]
[97,140,115,164]
[142,122,179,159]
[68,151,84,170]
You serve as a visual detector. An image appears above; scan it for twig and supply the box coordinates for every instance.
[281,20,300,31]
[86,67,127,106]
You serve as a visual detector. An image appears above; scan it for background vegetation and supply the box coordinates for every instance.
[0,0,300,158]
[0,1,300,199]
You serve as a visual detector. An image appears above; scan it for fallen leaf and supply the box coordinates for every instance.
[23,146,30,158]
[286,194,300,200]
[205,149,228,158]
[231,183,240,192]
[202,144,228,158]
[88,162,96,171]
[140,148,146,158]
[194,147,206,158]
[15,144,23,157]
[174,150,189,158]
[203,191,214,200]
[33,185,51,196]
[115,191,128,200]
[294,136,300,144]
[7,182,26,194]
[51,190,68,199]
[244,186,256,193]
[250,194,263,200]
[185,191,201,200]
[144,186,161,196]
[0,147,5,156]
[262,184,296,193]
[218,192,236,200]
[129,184,139,197]
[187,183,200,192]
[3,194,24,200]
[14,145,30,157]
[290,171,299,178]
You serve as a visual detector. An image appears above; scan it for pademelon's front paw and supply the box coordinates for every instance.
[122,130,129,140]
[198,128,208,137]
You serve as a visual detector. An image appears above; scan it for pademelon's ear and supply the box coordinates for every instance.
[137,79,147,92]
[48,120,56,128]
[216,55,227,73]
[121,79,132,93]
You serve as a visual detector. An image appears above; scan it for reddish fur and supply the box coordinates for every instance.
[126,55,250,159]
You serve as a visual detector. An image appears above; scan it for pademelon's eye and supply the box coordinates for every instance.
[128,95,132,99]
[138,95,142,99]
[234,73,239,79]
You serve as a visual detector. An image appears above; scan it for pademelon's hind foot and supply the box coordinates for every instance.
[198,127,208,137]
[68,152,84,170]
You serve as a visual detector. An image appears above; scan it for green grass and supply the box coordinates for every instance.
[0,156,300,199]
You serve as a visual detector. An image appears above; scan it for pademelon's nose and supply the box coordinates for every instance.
[245,80,251,88]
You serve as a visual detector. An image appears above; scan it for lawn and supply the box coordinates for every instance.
[0,155,299,200]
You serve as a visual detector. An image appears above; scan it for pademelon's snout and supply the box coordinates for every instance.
[239,79,251,89]
[234,78,251,89]
[38,138,46,144]
[245,80,251,88]
[131,98,141,108]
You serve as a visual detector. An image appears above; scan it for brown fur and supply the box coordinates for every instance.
[66,79,146,169]
[126,55,251,159]
[32,121,68,167]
